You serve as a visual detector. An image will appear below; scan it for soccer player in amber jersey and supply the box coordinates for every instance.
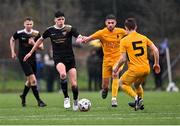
[113,18,160,111]
[10,17,46,107]
[81,14,127,107]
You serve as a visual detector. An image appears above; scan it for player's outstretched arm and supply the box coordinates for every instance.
[23,37,44,61]
[38,43,44,50]
[83,36,93,43]
[28,37,44,50]
[76,35,93,44]
[149,43,161,74]
[9,36,16,59]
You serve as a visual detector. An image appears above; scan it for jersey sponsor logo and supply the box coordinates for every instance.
[21,37,26,40]
[51,33,56,36]
[53,38,66,44]
[103,42,120,49]
[62,31,67,36]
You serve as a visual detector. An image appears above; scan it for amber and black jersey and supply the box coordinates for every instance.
[13,29,41,59]
[42,25,79,61]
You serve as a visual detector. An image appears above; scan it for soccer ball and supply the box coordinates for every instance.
[78,98,91,112]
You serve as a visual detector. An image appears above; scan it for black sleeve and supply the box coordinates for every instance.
[42,29,50,39]
[34,33,41,41]
[71,27,80,38]
[13,31,18,40]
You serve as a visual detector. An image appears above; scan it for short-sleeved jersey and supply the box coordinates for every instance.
[91,28,126,63]
[42,25,79,60]
[120,31,153,71]
[13,29,41,58]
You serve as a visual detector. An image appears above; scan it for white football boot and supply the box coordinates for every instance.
[64,97,71,109]
[111,97,118,107]
[73,100,78,111]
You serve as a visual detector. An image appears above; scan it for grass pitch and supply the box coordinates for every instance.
[0,91,180,125]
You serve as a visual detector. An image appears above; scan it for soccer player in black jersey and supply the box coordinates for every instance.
[10,17,46,107]
[24,11,83,111]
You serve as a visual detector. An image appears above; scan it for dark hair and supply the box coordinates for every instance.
[105,14,116,20]
[25,17,33,21]
[124,18,137,30]
[54,11,65,18]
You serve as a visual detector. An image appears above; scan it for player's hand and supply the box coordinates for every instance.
[76,36,88,44]
[82,36,89,43]
[28,38,35,45]
[112,66,119,78]
[76,36,84,44]
[112,71,118,78]
[23,53,32,62]
[11,52,16,59]
[153,64,161,74]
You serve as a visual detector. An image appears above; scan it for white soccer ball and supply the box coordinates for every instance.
[78,98,91,112]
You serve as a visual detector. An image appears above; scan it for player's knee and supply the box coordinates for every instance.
[71,85,77,89]
[70,78,77,86]
[60,73,67,80]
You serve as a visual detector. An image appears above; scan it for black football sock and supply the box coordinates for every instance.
[31,86,41,101]
[72,86,79,100]
[22,85,30,97]
[60,79,69,98]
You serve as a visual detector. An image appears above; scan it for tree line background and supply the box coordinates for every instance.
[0,0,180,82]
[0,0,180,56]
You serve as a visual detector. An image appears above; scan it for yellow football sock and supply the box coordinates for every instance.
[121,84,137,98]
[135,85,144,98]
[112,78,119,97]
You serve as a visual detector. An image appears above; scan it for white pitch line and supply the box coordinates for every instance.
[0,112,180,120]
[0,116,180,121]
[0,114,66,119]
[112,112,180,116]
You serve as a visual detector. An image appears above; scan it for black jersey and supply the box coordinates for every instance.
[42,25,80,61]
[13,29,41,58]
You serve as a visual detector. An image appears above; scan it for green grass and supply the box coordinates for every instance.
[0,91,180,125]
[0,69,89,91]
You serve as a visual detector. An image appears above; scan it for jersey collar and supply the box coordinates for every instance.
[54,25,65,30]
[24,29,33,34]
[129,31,136,35]
[105,27,116,32]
